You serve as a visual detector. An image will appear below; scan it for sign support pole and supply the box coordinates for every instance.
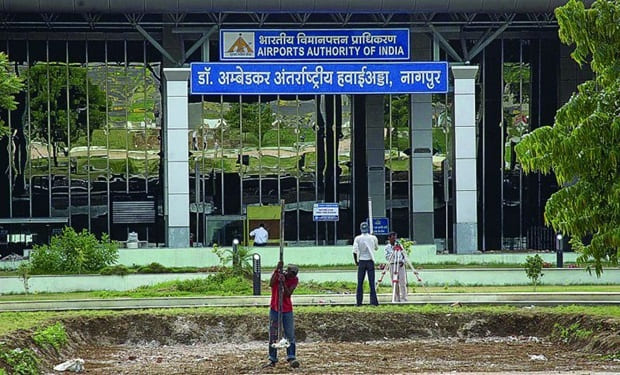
[368,198,374,234]
[280,199,285,263]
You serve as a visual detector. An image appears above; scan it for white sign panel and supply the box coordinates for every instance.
[313,203,339,222]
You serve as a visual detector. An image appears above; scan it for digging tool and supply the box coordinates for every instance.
[271,199,290,350]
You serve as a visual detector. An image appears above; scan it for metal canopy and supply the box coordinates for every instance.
[0,0,595,32]
[0,0,595,14]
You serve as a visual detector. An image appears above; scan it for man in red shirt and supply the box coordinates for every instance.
[265,261,300,368]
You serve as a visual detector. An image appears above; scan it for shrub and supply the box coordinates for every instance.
[99,264,132,276]
[28,227,118,274]
[212,244,253,277]
[32,323,68,350]
[136,262,169,274]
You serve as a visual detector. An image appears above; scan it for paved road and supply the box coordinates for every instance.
[0,292,618,312]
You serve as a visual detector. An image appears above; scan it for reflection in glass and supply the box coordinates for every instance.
[502,39,531,250]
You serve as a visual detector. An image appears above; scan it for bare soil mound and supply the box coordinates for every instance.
[2,309,619,374]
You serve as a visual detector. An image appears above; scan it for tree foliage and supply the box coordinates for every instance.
[26,63,105,147]
[224,102,275,142]
[515,0,620,275]
[0,52,24,138]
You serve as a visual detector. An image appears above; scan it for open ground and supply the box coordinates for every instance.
[2,307,618,374]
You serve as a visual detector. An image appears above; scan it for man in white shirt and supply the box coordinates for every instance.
[352,221,379,306]
[385,232,408,302]
[250,223,269,246]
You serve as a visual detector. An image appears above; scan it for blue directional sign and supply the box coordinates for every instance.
[369,217,390,235]
[220,29,410,61]
[190,62,448,95]
[313,203,339,222]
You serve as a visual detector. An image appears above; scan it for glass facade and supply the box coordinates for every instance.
[0,39,163,253]
[0,29,571,253]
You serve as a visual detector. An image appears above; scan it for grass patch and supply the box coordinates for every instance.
[551,322,594,344]
[0,280,619,301]
[94,271,252,298]
[0,343,39,375]
[298,262,558,270]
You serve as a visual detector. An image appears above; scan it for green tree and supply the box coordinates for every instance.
[0,52,24,138]
[524,254,544,291]
[26,63,106,165]
[515,0,620,276]
[224,102,275,144]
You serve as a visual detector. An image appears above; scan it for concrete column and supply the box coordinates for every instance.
[452,65,479,253]
[410,93,434,244]
[366,95,386,218]
[410,34,434,244]
[163,68,190,247]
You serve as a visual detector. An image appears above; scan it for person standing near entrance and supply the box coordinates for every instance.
[352,221,379,306]
[385,232,408,302]
[250,223,269,246]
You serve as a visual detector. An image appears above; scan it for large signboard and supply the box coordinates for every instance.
[220,29,409,61]
[190,62,448,95]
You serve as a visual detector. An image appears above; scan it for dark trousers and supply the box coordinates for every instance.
[356,259,379,306]
[268,309,296,362]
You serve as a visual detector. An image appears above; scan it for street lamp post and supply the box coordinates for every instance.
[556,233,563,268]
[252,253,261,295]
[232,238,240,268]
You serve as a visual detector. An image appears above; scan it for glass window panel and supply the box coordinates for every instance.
[432,92,453,245]
[297,97,317,242]
[502,39,531,250]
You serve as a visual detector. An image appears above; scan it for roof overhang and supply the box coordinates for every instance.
[0,0,595,14]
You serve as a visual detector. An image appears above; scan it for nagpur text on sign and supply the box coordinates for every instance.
[190,62,448,95]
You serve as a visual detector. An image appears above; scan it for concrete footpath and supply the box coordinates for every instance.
[0,292,619,312]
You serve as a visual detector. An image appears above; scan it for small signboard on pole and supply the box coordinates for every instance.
[368,217,390,235]
[313,203,339,222]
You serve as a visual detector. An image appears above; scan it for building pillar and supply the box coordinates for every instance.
[410,34,434,244]
[452,65,479,253]
[366,95,386,220]
[163,68,190,247]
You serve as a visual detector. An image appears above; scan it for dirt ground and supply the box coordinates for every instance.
[75,337,619,374]
[4,309,620,374]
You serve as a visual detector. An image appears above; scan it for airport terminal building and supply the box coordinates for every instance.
[0,0,592,255]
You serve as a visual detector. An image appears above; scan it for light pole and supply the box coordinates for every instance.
[252,253,261,296]
[556,233,563,268]
[232,238,240,269]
